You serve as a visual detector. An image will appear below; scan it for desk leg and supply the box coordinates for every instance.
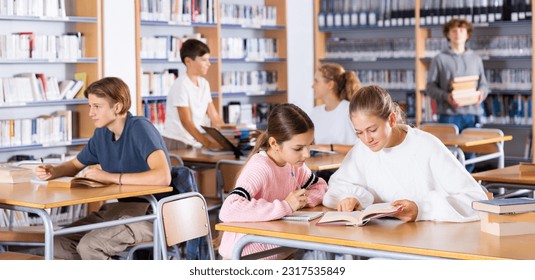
[1,205,54,260]
[140,195,160,260]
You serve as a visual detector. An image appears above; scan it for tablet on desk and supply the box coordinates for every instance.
[201,125,245,159]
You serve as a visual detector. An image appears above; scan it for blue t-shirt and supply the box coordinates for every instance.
[77,113,171,173]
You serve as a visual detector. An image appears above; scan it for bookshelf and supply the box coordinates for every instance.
[135,0,288,129]
[0,0,103,163]
[314,0,535,162]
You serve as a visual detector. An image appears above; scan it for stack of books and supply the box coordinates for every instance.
[450,75,480,106]
[0,165,33,184]
[472,197,535,236]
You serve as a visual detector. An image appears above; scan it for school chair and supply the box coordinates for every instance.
[209,160,245,212]
[460,127,505,169]
[419,123,461,159]
[157,192,215,260]
[169,153,184,167]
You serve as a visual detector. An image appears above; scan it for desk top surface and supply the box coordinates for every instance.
[433,134,512,147]
[0,182,172,209]
[216,212,535,260]
[169,148,345,171]
[472,164,535,185]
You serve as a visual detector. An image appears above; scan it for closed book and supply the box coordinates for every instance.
[451,80,478,91]
[452,75,479,83]
[47,177,109,188]
[472,198,535,214]
[0,174,33,183]
[316,203,402,226]
[480,220,535,236]
[0,165,33,177]
[281,211,324,222]
[479,211,535,223]
[519,162,535,176]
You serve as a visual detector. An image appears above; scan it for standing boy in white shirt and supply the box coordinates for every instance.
[162,39,224,150]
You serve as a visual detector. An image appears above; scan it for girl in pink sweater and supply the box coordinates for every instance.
[218,103,328,259]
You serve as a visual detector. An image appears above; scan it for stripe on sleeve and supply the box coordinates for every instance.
[228,187,251,201]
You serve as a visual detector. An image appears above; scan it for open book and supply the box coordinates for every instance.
[316,203,403,226]
[47,177,109,188]
[281,211,324,222]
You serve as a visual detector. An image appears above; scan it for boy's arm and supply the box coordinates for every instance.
[206,102,225,127]
[177,106,217,148]
[35,158,85,180]
[82,150,171,186]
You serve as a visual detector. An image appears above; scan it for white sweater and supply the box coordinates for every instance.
[323,126,487,222]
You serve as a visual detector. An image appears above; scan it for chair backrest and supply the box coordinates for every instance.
[419,123,459,137]
[169,153,184,167]
[157,192,215,260]
[215,160,245,200]
[460,128,504,154]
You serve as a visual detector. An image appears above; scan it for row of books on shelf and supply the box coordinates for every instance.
[420,0,532,26]
[140,33,207,60]
[355,69,415,90]
[318,0,531,29]
[140,0,216,24]
[325,37,415,60]
[0,73,85,104]
[221,37,278,60]
[221,70,278,94]
[481,93,533,125]
[0,0,67,18]
[140,69,178,97]
[222,102,271,126]
[421,93,533,125]
[425,35,532,58]
[0,32,85,60]
[143,100,165,133]
[318,0,416,28]
[473,196,535,236]
[486,68,532,90]
[0,110,77,148]
[220,3,277,27]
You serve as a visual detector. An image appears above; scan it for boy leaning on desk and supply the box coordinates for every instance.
[36,77,172,260]
[161,38,225,151]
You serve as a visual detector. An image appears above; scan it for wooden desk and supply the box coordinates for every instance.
[430,133,512,168]
[216,217,535,260]
[472,164,535,196]
[0,182,172,259]
[169,148,345,171]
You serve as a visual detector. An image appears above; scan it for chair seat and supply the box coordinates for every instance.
[0,251,45,260]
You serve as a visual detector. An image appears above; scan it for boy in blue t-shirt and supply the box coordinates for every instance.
[36,77,171,260]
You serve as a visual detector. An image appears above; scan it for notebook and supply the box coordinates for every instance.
[281,211,324,222]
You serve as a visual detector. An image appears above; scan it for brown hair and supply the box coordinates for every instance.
[443,18,473,41]
[317,63,361,101]
[249,103,314,159]
[84,77,131,115]
[180,38,210,64]
[349,85,405,124]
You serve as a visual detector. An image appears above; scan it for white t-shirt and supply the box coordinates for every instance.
[162,75,212,146]
[309,100,357,145]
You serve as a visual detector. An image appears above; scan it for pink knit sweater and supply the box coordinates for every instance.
[218,151,327,259]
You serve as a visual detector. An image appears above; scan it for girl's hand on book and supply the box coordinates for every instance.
[285,189,308,211]
[36,165,55,180]
[391,200,418,222]
[447,93,461,108]
[337,197,361,212]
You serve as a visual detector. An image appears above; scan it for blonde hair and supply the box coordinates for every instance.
[349,85,405,124]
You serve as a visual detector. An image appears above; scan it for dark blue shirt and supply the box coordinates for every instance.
[78,112,171,173]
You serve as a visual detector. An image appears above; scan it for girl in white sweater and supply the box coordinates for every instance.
[323,85,487,222]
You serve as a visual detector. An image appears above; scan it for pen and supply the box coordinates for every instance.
[40,157,44,164]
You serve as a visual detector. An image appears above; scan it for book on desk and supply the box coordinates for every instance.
[473,197,535,236]
[316,203,402,226]
[281,211,324,222]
